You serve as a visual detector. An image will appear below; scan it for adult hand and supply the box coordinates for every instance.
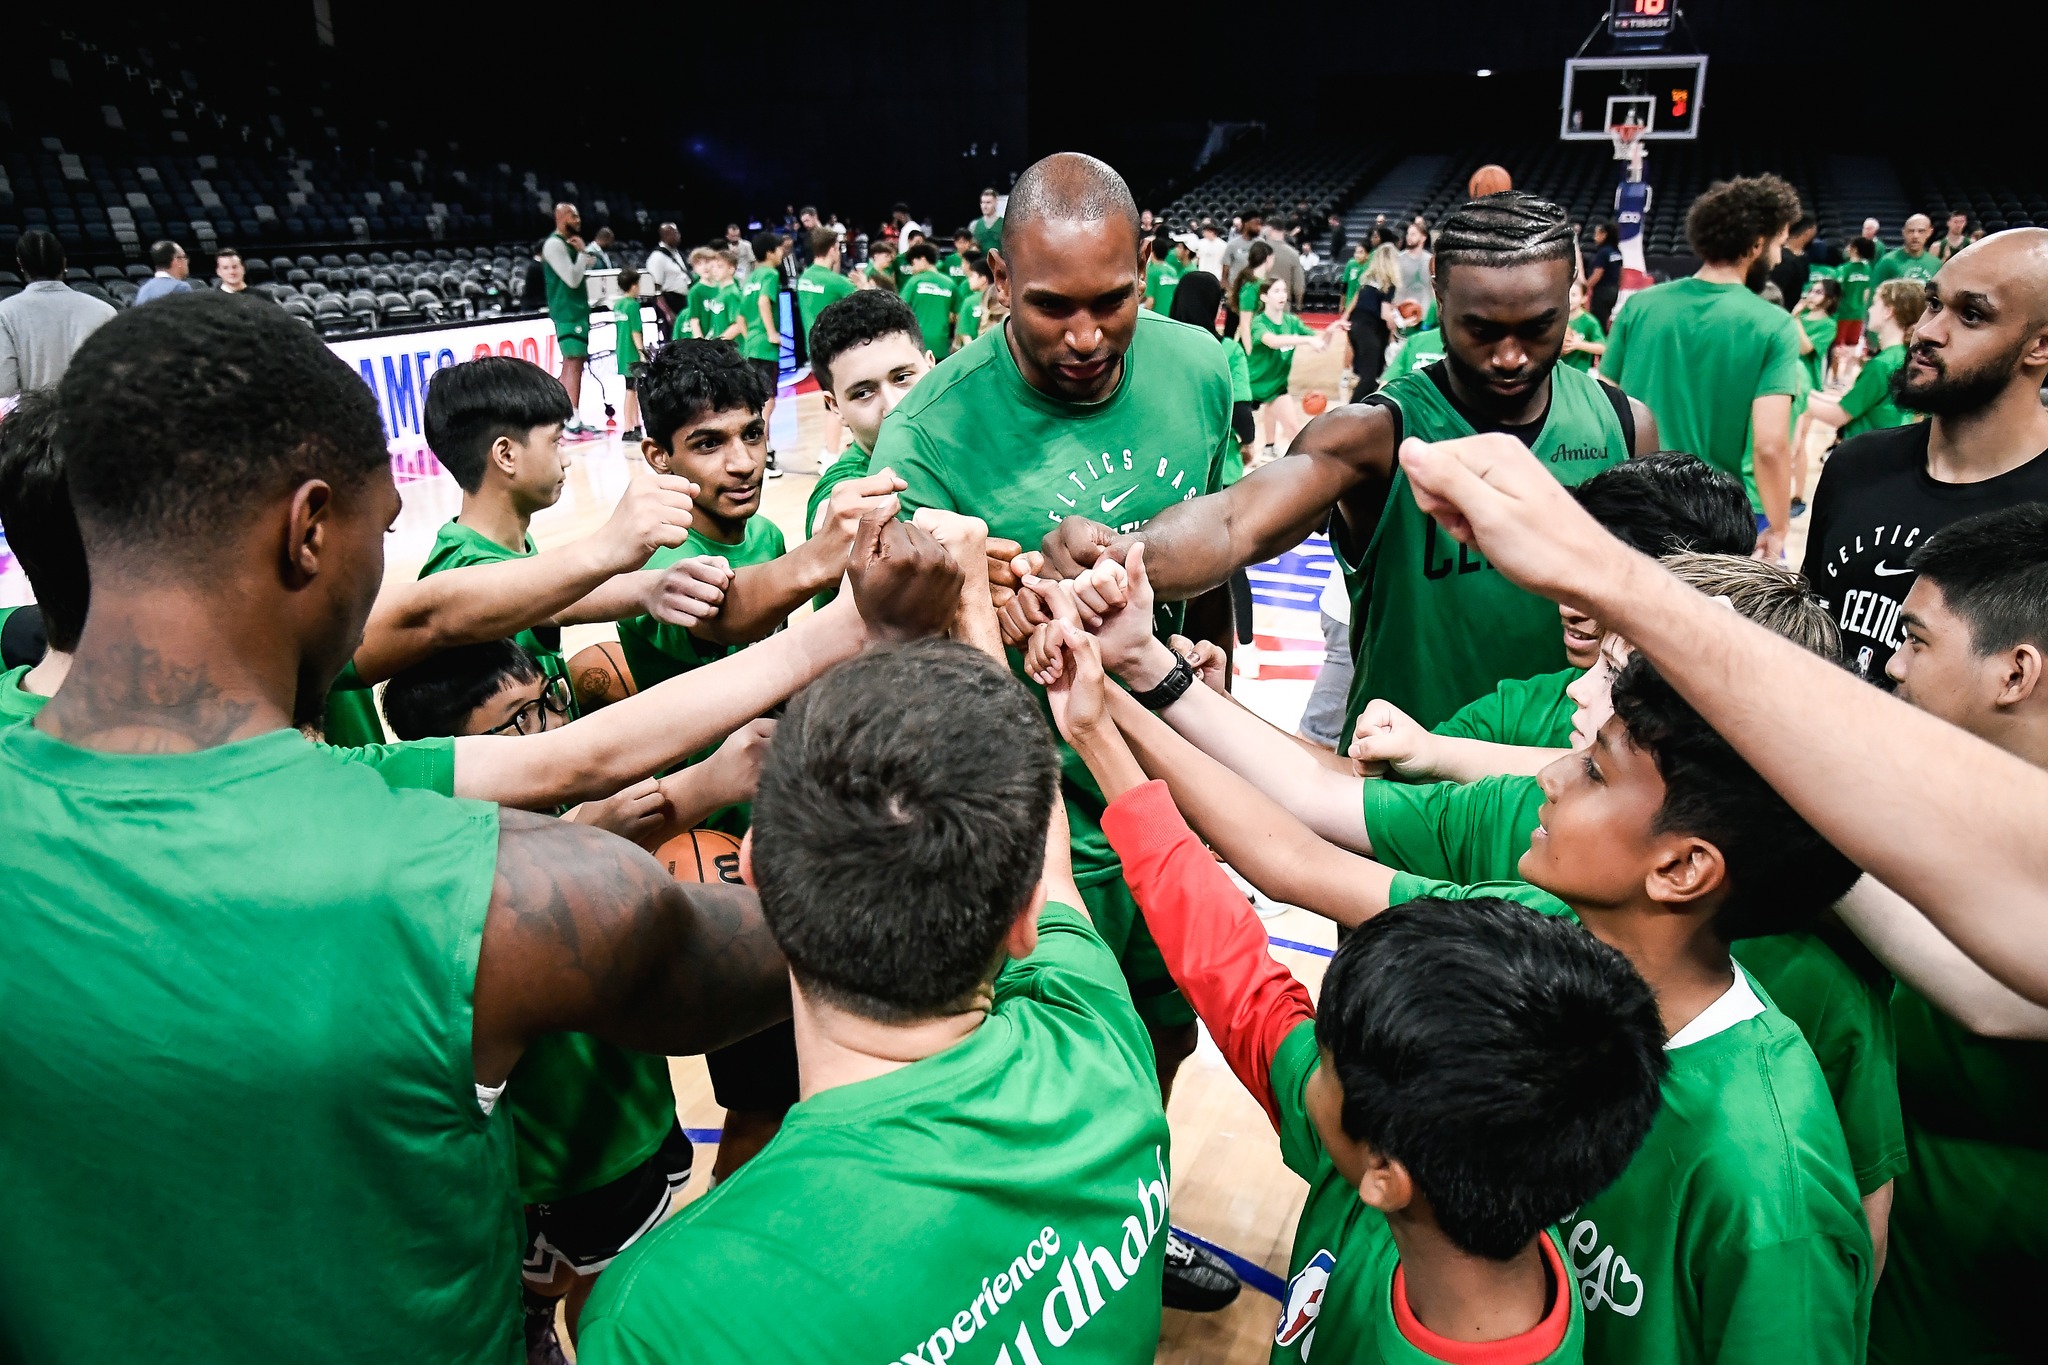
[910,508,991,577]
[984,536,1025,612]
[643,556,732,629]
[1037,515,1127,580]
[1398,433,1633,611]
[567,234,586,251]
[598,473,697,571]
[849,509,963,642]
[1348,699,1440,780]
[1754,523,1787,564]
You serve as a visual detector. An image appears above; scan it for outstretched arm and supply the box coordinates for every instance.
[1400,431,2048,1005]
[687,470,907,645]
[472,810,791,1085]
[1835,877,2048,1040]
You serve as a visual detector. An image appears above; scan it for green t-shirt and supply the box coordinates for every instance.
[1237,278,1263,315]
[1371,776,1906,1198]
[1869,984,2048,1365]
[805,444,874,610]
[1248,311,1312,403]
[882,311,1234,887]
[1432,666,1579,748]
[1561,310,1606,373]
[685,280,742,341]
[1838,344,1917,439]
[1224,337,1253,406]
[1836,262,1874,324]
[972,214,1005,253]
[941,251,967,283]
[1387,328,1445,378]
[900,269,959,355]
[794,263,856,343]
[615,516,787,692]
[956,285,987,345]
[417,519,565,680]
[1798,312,1837,393]
[739,265,783,362]
[1268,1020,1585,1364]
[863,260,900,294]
[614,294,644,376]
[0,662,49,729]
[0,723,519,1363]
[1872,249,1941,286]
[575,901,1173,1364]
[1602,277,1805,511]
[1386,875,1870,1365]
[1341,258,1368,308]
[322,657,388,746]
[1339,363,1629,736]
[1145,258,1184,315]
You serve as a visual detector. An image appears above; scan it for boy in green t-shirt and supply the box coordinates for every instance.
[1064,662,1666,1364]
[578,639,1176,1365]
[683,248,744,343]
[1036,565,1874,1365]
[613,265,646,440]
[972,187,1005,253]
[1559,278,1606,374]
[897,241,958,355]
[861,238,900,294]
[739,232,791,476]
[794,226,859,467]
[1143,234,1183,315]
[954,251,992,351]
[940,226,976,284]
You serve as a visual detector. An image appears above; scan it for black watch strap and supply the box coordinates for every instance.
[1129,652,1196,711]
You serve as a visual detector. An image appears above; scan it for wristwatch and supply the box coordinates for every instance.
[1128,651,1196,712]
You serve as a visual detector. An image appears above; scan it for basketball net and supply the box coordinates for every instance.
[1609,123,1648,183]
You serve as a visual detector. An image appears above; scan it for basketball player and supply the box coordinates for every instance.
[1802,229,2048,684]
[1032,191,1657,745]
[540,201,602,438]
[0,290,963,1363]
[873,150,1244,1311]
[1599,175,1804,558]
[1046,623,1667,1365]
[1032,586,1871,1365]
[576,641,1178,1363]
[972,186,1005,252]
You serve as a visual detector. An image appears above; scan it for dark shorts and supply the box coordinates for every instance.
[1231,401,1256,445]
[1079,875,1196,1030]
[705,1017,800,1115]
[522,1121,692,1282]
[748,357,779,395]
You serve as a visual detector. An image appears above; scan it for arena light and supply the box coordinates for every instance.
[1476,68,1493,76]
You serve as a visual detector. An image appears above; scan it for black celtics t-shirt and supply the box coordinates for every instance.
[1801,422,2048,683]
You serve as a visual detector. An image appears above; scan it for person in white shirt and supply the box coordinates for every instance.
[1193,220,1228,279]
[0,229,116,397]
[645,223,691,338]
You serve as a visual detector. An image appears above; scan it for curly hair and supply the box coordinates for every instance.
[1685,174,1802,265]
[638,338,768,449]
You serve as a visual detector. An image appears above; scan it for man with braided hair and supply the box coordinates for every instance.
[1036,191,1657,738]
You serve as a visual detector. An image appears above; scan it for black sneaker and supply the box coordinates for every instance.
[765,449,785,479]
[1790,498,1808,517]
[1162,1230,1241,1312]
[620,426,643,442]
[523,1288,570,1365]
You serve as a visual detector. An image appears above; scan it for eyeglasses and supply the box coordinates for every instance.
[481,675,572,737]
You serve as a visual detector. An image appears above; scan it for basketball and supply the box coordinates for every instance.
[1396,298,1424,326]
[656,827,746,886]
[1467,164,1513,198]
[1301,391,1328,416]
[568,640,638,713]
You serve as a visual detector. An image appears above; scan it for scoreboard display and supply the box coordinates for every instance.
[1560,55,1708,141]
[1608,0,1676,43]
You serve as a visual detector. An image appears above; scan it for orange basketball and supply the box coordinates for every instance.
[656,827,747,886]
[568,641,638,713]
[1396,298,1424,326]
[1467,164,1513,198]
[1302,391,1328,416]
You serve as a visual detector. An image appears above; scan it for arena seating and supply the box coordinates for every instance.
[1157,140,1392,240]
[1900,158,2044,237]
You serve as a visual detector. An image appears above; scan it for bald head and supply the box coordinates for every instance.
[1951,228,2048,320]
[1903,213,1933,252]
[554,203,580,232]
[1906,213,1932,230]
[1002,153,1139,254]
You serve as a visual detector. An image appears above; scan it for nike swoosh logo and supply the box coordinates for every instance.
[1872,562,1914,577]
[1101,486,1139,514]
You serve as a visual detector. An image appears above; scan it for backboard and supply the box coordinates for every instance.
[1561,55,1707,141]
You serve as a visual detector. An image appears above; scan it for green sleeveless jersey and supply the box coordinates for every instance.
[543,230,592,338]
[1340,363,1630,734]
[0,724,520,1363]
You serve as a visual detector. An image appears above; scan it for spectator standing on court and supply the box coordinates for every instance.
[1585,220,1624,327]
[1770,214,1817,310]
[646,223,691,339]
[1930,210,1971,262]
[1193,219,1227,279]
[1339,243,1401,397]
[1221,209,1262,296]
[724,225,756,275]
[1836,235,1877,356]
[540,203,602,440]
[1863,216,1884,251]
[1261,221,1305,313]
[132,240,192,305]
[212,247,255,297]
[1876,214,1943,285]
[1603,174,1804,559]
[1394,218,1433,318]
[0,229,116,398]
[970,187,1004,253]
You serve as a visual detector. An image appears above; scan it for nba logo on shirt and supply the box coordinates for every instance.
[1856,646,1874,678]
[1275,1248,1336,1357]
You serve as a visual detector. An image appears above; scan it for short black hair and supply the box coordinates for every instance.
[1433,193,1576,284]
[751,231,782,261]
[640,338,766,451]
[1572,452,1755,559]
[215,246,241,262]
[953,226,976,244]
[0,390,88,651]
[1685,175,1802,265]
[1317,896,1667,1261]
[1790,213,1818,235]
[903,242,940,266]
[421,356,573,494]
[808,289,923,392]
[149,240,183,269]
[962,249,989,282]
[58,291,387,561]
[1611,656,1861,941]
[750,640,1059,1022]
[381,639,541,740]
[616,265,640,293]
[1847,236,1877,262]
[1908,502,2048,655]
[16,228,65,280]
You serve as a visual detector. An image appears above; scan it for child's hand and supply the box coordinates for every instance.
[644,555,732,629]
[910,508,991,578]
[600,472,698,570]
[698,718,776,808]
[1167,634,1230,693]
[1348,698,1440,779]
[1039,621,1112,744]
[1050,541,1158,679]
[819,468,909,555]
[569,777,672,849]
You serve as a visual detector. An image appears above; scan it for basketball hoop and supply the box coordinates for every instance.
[1609,123,1647,163]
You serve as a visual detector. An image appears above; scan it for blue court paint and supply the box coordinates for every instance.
[1268,934,1335,959]
[1172,1226,1289,1301]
